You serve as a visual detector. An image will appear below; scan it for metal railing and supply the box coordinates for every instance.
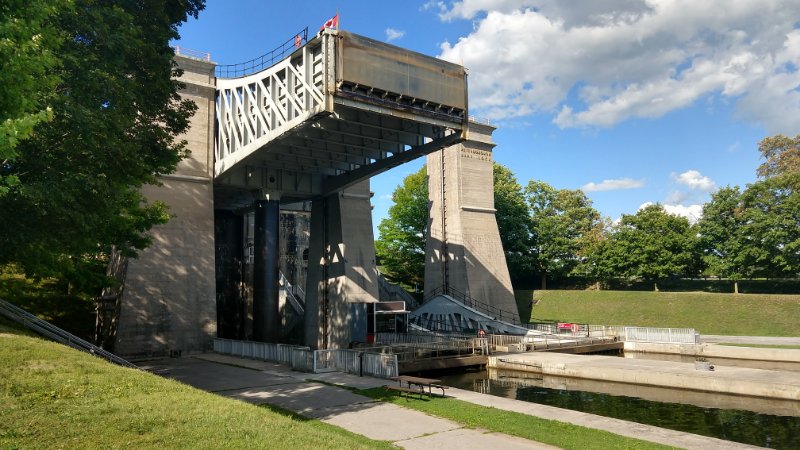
[312,349,398,378]
[215,28,308,78]
[427,285,522,325]
[378,274,419,309]
[0,298,138,369]
[374,331,474,345]
[212,338,309,366]
[173,46,211,62]
[608,326,699,344]
[358,335,484,363]
[279,272,305,315]
[212,338,398,378]
[525,322,699,344]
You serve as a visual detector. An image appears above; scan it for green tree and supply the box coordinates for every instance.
[737,174,800,278]
[492,164,534,284]
[757,134,800,178]
[375,166,429,288]
[0,0,205,288]
[376,162,532,288]
[603,204,698,289]
[0,0,65,195]
[524,181,603,289]
[698,186,747,292]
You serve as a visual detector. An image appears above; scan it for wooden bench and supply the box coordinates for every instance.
[384,384,425,400]
[391,375,448,398]
[428,383,448,397]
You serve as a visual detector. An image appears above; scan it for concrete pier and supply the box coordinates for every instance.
[424,122,517,320]
[489,352,800,401]
[625,341,800,363]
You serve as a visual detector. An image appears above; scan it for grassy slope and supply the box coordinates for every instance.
[358,388,672,450]
[0,320,392,450]
[0,268,96,341]
[517,290,800,336]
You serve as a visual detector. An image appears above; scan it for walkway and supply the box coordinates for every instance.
[141,354,759,450]
[701,335,800,346]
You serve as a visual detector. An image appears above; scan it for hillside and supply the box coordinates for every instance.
[517,290,800,336]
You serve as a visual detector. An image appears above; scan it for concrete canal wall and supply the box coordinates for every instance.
[489,352,800,401]
[624,341,800,363]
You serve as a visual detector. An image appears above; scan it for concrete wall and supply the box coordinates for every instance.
[304,181,379,349]
[115,56,217,357]
[424,122,518,321]
[625,341,800,363]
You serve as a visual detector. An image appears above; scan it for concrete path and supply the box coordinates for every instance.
[140,354,762,449]
[701,335,800,346]
[141,355,556,450]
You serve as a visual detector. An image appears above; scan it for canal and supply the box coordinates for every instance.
[437,367,800,449]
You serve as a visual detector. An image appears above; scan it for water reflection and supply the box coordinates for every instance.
[439,368,800,449]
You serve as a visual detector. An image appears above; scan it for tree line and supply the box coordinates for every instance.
[376,135,800,293]
[1,1,205,294]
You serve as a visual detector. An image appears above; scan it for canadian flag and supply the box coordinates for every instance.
[320,13,339,30]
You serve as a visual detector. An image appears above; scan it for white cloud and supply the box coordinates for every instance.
[436,1,800,133]
[638,201,703,223]
[582,177,644,192]
[663,204,703,223]
[672,170,716,192]
[385,28,405,41]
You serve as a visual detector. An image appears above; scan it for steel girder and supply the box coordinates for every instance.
[214,29,468,208]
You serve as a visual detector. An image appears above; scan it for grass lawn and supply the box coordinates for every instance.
[517,290,800,336]
[0,318,393,450]
[357,387,672,450]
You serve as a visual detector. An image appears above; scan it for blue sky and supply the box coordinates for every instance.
[175,1,800,229]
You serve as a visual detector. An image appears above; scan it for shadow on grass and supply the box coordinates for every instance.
[0,270,95,341]
[257,403,315,422]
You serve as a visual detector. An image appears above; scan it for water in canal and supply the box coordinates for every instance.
[438,367,800,449]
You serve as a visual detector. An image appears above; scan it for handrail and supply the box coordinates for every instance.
[0,298,139,369]
[279,272,304,315]
[215,28,309,78]
[173,46,211,62]
[378,273,418,309]
[427,285,522,325]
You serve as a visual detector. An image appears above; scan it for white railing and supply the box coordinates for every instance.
[613,326,698,344]
[212,338,309,366]
[212,338,398,378]
[489,334,526,347]
[313,349,399,378]
[526,323,699,344]
[173,46,211,62]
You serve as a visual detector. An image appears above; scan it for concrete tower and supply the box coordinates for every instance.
[114,55,217,357]
[424,121,518,321]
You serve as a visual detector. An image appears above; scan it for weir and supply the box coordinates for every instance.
[112,28,516,357]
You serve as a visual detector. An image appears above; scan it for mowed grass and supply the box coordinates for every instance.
[358,388,673,450]
[518,290,800,336]
[0,318,392,450]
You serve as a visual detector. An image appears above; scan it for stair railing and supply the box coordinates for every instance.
[0,298,138,369]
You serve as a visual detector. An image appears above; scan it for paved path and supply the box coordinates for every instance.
[141,354,761,449]
[140,355,555,450]
[701,335,800,346]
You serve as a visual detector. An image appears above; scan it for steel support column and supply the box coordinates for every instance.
[253,198,280,343]
[214,210,244,339]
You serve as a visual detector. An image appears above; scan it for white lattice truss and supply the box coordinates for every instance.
[215,35,332,177]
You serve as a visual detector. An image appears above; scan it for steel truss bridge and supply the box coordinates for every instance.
[213,29,468,209]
